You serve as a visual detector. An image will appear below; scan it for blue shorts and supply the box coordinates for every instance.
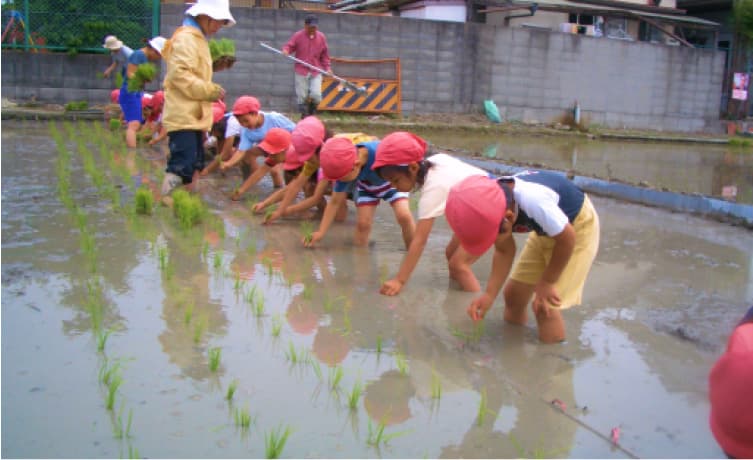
[167,130,206,183]
[119,88,143,123]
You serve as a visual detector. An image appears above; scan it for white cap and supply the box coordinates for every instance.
[185,0,236,26]
[148,36,167,55]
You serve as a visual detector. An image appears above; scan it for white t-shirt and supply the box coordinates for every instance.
[225,114,242,139]
[418,153,488,220]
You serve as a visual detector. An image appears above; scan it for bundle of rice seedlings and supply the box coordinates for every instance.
[209,38,236,71]
[127,63,157,92]
[172,189,207,229]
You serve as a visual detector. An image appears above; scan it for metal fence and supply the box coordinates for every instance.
[1,0,160,54]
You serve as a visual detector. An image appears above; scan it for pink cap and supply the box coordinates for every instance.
[150,90,164,110]
[709,322,753,459]
[320,137,357,181]
[232,95,261,116]
[282,146,303,171]
[110,89,120,104]
[372,131,427,169]
[445,175,507,256]
[258,128,292,154]
[291,116,325,163]
[211,101,226,124]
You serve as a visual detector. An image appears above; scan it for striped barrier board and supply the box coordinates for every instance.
[318,77,401,114]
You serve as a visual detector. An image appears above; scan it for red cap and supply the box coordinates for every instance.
[258,128,292,154]
[291,116,325,162]
[151,90,164,109]
[372,131,427,170]
[709,322,753,459]
[445,175,506,256]
[141,94,153,108]
[282,146,302,171]
[211,103,225,124]
[320,137,357,181]
[110,89,120,104]
[232,95,261,116]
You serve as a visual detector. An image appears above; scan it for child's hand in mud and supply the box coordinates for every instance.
[467,293,493,321]
[263,209,283,224]
[532,281,561,317]
[379,279,404,296]
[302,231,324,248]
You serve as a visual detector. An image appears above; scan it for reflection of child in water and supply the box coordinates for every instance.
[363,370,416,426]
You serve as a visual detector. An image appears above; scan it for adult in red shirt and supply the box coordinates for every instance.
[282,14,331,120]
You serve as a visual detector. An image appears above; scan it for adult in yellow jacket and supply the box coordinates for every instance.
[160,0,235,197]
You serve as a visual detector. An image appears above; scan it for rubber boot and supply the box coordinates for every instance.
[307,100,318,117]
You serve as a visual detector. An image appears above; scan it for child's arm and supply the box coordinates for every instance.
[103,61,116,78]
[380,218,435,296]
[232,162,271,200]
[532,223,576,315]
[253,187,288,214]
[302,190,347,247]
[148,124,167,145]
[264,169,313,224]
[221,148,249,169]
[468,235,516,321]
[282,179,329,216]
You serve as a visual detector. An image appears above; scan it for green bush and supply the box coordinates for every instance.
[64,101,89,111]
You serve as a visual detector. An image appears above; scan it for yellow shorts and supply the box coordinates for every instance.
[509,195,600,309]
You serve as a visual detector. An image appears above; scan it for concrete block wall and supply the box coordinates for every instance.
[1,4,727,133]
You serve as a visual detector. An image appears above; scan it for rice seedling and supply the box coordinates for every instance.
[134,187,154,215]
[208,347,222,372]
[264,424,292,459]
[184,303,194,325]
[193,317,206,344]
[233,271,243,292]
[285,341,301,364]
[367,419,410,447]
[264,205,277,223]
[99,359,122,386]
[157,245,168,271]
[127,63,157,92]
[114,406,134,439]
[300,221,314,245]
[329,365,344,390]
[109,118,122,131]
[97,328,113,353]
[376,335,383,355]
[271,315,283,338]
[226,379,238,401]
[252,293,265,317]
[234,406,253,430]
[172,189,207,229]
[212,251,224,271]
[106,371,123,411]
[395,350,409,375]
[128,445,139,459]
[347,380,363,410]
[244,285,258,305]
[262,256,274,276]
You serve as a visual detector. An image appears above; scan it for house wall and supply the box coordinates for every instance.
[1,4,725,132]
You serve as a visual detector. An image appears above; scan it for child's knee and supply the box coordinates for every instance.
[356,218,372,235]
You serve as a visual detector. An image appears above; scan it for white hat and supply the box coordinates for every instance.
[185,0,236,26]
[148,36,167,55]
[102,35,123,50]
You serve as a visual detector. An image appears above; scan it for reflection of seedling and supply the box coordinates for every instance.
[395,350,409,375]
[233,271,243,292]
[262,256,274,275]
[193,317,206,344]
[157,245,168,271]
[134,187,153,215]
[347,380,363,410]
[367,419,409,447]
[184,303,194,325]
[310,360,323,381]
[286,341,300,364]
[376,335,383,355]
[252,294,265,317]
[226,379,238,401]
[208,347,222,372]
[213,252,223,271]
[431,368,442,400]
[113,407,133,439]
[271,315,283,337]
[246,236,257,255]
[328,365,344,390]
[244,285,258,306]
[105,369,123,411]
[264,424,292,459]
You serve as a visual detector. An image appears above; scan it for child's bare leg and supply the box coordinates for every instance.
[446,239,481,292]
[126,120,141,148]
[353,205,377,247]
[390,199,415,250]
[535,306,566,344]
[334,199,348,221]
[502,279,534,326]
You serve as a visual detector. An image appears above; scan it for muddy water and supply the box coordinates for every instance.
[361,125,753,205]
[2,120,752,458]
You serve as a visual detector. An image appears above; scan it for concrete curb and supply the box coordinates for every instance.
[463,158,753,228]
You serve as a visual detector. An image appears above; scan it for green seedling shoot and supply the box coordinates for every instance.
[264,424,292,459]
[226,379,238,401]
[184,303,194,325]
[97,328,113,353]
[106,371,123,411]
[193,317,206,344]
[234,406,253,429]
[208,347,221,372]
[329,365,344,391]
[310,359,323,381]
[476,388,494,426]
[271,315,283,337]
[431,368,442,400]
[347,380,363,410]
[376,335,383,355]
[300,221,314,244]
[134,187,153,215]
[367,419,410,447]
[252,293,265,317]
[208,38,236,61]
[213,252,223,271]
[395,350,409,375]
